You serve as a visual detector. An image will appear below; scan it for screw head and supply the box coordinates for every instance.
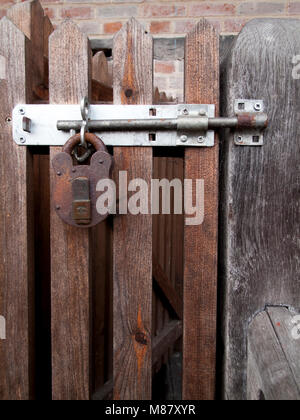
[237,136,243,143]
[5,116,12,123]
[199,109,207,116]
[254,103,262,111]
[20,137,26,144]
[197,136,205,144]
[99,159,104,164]
[19,108,25,115]
[180,135,188,143]
[56,205,60,211]
[182,108,189,116]
[57,171,62,176]
[72,168,76,173]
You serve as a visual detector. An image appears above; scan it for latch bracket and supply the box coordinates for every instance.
[12,100,267,148]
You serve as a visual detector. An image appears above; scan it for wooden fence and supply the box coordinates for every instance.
[0,0,218,400]
[0,0,299,401]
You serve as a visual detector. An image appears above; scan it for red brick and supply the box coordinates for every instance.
[224,18,248,33]
[155,61,175,74]
[238,2,285,15]
[190,3,236,17]
[142,4,186,18]
[289,2,300,14]
[103,21,123,34]
[174,20,198,34]
[0,10,6,19]
[61,7,92,20]
[150,21,172,34]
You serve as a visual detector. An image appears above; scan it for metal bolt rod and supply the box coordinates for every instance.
[57,114,268,132]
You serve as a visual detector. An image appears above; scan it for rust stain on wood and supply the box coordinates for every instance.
[132,306,149,385]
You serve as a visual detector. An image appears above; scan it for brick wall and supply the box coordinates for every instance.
[1,0,300,100]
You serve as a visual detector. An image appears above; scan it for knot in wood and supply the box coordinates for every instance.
[125,89,133,98]
[135,331,148,345]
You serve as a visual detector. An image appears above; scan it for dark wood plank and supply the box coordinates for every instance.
[247,311,300,400]
[113,18,153,400]
[0,17,35,400]
[92,79,113,102]
[153,259,182,320]
[91,36,113,394]
[43,15,53,59]
[220,19,300,400]
[153,321,183,365]
[49,20,92,400]
[183,19,219,400]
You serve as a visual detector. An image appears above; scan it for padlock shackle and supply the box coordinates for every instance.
[62,132,107,155]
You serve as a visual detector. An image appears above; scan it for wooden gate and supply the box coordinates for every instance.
[1,0,299,401]
[0,0,218,400]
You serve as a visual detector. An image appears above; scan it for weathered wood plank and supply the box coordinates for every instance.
[113,18,153,400]
[7,0,44,95]
[49,20,92,400]
[0,17,35,400]
[267,307,300,388]
[92,51,111,86]
[247,311,300,400]
[9,2,52,398]
[220,19,300,400]
[183,19,219,400]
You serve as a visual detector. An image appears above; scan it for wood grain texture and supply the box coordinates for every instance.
[183,19,219,400]
[153,259,183,320]
[267,307,300,387]
[220,19,300,400]
[113,18,153,400]
[92,51,111,86]
[7,0,44,95]
[247,310,300,400]
[43,15,53,59]
[91,36,113,395]
[49,20,92,400]
[0,17,34,400]
[9,2,52,399]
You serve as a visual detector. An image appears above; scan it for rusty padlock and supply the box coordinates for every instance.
[52,132,113,228]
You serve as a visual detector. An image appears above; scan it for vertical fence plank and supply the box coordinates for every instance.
[183,19,219,400]
[0,17,34,400]
[220,19,300,400]
[49,21,92,400]
[113,18,153,400]
[7,0,44,96]
[8,0,52,399]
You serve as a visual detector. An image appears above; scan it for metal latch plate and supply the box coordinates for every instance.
[12,104,215,147]
[234,99,265,146]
